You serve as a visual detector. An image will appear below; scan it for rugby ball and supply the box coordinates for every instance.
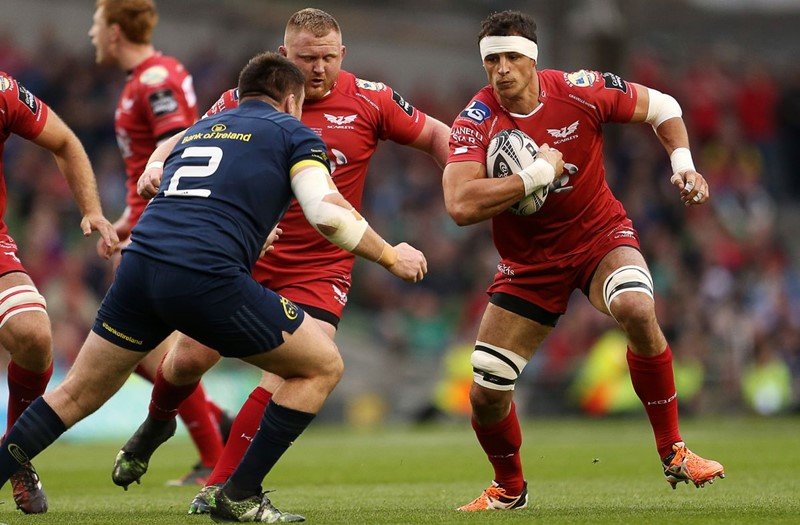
[486,129,548,215]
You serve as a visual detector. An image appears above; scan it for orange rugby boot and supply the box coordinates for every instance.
[663,442,725,489]
[457,481,528,511]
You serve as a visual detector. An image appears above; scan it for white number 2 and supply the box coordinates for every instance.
[164,146,222,198]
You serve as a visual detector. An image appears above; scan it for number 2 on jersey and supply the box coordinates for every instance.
[164,146,221,197]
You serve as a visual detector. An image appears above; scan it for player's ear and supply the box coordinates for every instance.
[340,45,347,60]
[278,45,288,58]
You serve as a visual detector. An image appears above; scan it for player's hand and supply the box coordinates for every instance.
[386,242,427,283]
[83,213,119,260]
[671,169,710,206]
[137,164,164,199]
[259,227,282,258]
[548,162,579,194]
[536,144,565,177]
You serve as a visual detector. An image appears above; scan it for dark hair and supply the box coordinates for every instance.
[237,52,305,102]
[478,10,537,43]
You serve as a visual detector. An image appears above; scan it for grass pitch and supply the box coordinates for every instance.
[0,416,796,524]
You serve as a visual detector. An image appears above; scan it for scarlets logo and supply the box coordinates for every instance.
[324,113,357,126]
[460,100,491,123]
[547,120,579,139]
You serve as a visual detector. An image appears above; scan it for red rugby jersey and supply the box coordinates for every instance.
[448,69,638,264]
[205,70,427,283]
[114,52,197,226]
[0,71,49,234]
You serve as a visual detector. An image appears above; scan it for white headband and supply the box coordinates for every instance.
[479,35,538,62]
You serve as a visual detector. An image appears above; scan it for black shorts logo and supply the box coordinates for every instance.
[280,296,299,320]
[392,90,415,116]
[148,89,179,116]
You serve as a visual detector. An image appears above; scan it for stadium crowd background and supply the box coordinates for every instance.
[1,0,799,434]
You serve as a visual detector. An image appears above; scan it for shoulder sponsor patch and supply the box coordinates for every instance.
[459,100,491,123]
[17,83,38,114]
[0,76,11,92]
[391,90,415,116]
[148,89,179,116]
[564,69,597,88]
[139,65,169,86]
[355,78,386,92]
[602,72,627,93]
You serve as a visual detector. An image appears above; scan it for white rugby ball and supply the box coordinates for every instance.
[486,129,548,215]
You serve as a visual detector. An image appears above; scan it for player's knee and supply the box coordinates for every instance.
[470,341,528,392]
[6,320,53,372]
[603,265,654,324]
[609,292,654,330]
[318,343,344,384]
[167,348,217,383]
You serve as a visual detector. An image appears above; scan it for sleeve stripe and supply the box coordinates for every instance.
[290,159,329,176]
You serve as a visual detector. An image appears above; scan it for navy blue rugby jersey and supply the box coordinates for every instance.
[128,99,329,275]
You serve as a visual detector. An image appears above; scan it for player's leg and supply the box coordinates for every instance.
[587,245,724,488]
[0,271,52,514]
[457,295,552,511]
[211,312,342,523]
[0,332,147,489]
[111,333,222,489]
[136,337,225,487]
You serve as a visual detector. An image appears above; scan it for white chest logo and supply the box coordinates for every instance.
[547,120,579,139]
[324,114,357,126]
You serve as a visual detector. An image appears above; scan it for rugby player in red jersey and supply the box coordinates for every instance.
[117,8,450,512]
[0,71,117,513]
[443,10,724,511]
[89,0,229,486]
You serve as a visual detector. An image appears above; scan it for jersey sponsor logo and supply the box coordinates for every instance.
[310,148,330,167]
[324,113,358,128]
[547,120,580,139]
[451,125,485,145]
[497,262,515,277]
[181,125,252,143]
[568,93,596,110]
[392,90,415,116]
[280,296,300,320]
[148,89,179,117]
[16,83,38,114]
[564,70,597,88]
[139,65,169,86]
[355,78,386,91]
[602,72,627,93]
[459,100,491,123]
[0,76,11,92]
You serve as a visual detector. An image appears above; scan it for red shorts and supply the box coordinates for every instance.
[0,234,28,276]
[255,267,352,327]
[487,219,640,316]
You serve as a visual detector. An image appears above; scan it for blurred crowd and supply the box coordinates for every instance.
[2,31,799,421]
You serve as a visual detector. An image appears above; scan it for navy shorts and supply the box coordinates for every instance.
[93,252,304,358]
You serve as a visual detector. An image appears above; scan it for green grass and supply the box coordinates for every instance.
[0,416,797,524]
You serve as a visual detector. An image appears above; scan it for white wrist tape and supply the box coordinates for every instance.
[145,161,164,171]
[517,158,555,195]
[291,161,368,251]
[645,88,682,129]
[670,147,696,175]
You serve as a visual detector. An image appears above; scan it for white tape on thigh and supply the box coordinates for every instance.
[602,265,654,313]
[471,341,529,391]
[0,285,47,329]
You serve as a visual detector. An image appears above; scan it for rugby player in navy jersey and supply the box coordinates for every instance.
[0,52,426,523]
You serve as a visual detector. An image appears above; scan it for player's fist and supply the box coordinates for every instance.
[671,169,710,206]
[137,163,163,199]
[386,242,427,283]
[536,143,565,177]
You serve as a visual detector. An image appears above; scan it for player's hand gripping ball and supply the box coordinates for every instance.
[486,129,548,215]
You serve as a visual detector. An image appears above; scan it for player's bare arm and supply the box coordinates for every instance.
[137,130,187,198]
[32,109,118,258]
[408,117,451,168]
[443,144,564,226]
[631,83,709,207]
[291,162,427,283]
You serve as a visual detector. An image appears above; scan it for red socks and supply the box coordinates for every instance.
[149,365,223,468]
[472,402,524,495]
[206,386,272,486]
[626,345,683,459]
[6,361,53,433]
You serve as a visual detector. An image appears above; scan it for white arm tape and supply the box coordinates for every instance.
[517,158,555,195]
[291,163,368,251]
[145,161,164,171]
[670,147,696,175]
[645,88,682,129]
